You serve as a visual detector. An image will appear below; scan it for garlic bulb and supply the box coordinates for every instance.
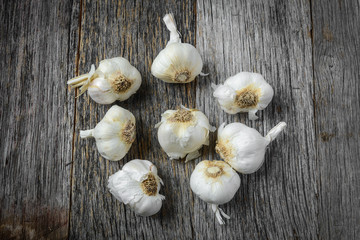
[190,160,240,225]
[67,57,141,104]
[80,105,136,161]
[215,122,286,174]
[151,13,204,83]
[155,106,215,162]
[212,72,274,120]
[108,159,165,216]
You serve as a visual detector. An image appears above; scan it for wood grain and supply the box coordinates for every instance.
[0,0,79,239]
[312,0,360,239]
[69,0,198,239]
[195,0,317,238]
[1,0,359,239]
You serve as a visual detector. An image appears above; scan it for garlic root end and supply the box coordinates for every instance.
[211,204,229,225]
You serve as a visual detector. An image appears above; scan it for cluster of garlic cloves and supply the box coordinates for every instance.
[156,106,215,162]
[67,57,142,104]
[80,105,136,161]
[151,13,204,83]
[108,159,165,216]
[215,122,287,174]
[212,72,274,120]
[190,160,240,225]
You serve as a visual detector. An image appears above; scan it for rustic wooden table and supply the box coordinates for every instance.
[1,0,359,239]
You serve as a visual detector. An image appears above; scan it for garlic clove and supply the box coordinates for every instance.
[151,43,203,83]
[151,13,204,84]
[108,159,165,217]
[80,105,136,161]
[212,72,274,120]
[190,160,240,224]
[67,57,141,104]
[215,122,286,174]
[156,107,215,162]
[87,77,118,104]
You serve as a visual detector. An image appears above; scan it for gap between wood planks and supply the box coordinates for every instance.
[68,0,84,237]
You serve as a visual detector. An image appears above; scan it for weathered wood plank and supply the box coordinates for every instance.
[312,0,360,239]
[196,0,317,238]
[69,1,197,239]
[0,0,79,239]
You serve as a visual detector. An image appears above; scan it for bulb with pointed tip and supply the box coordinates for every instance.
[212,72,274,120]
[80,105,136,161]
[215,122,286,174]
[190,160,240,225]
[67,57,141,104]
[151,13,205,83]
[155,106,215,162]
[108,159,165,216]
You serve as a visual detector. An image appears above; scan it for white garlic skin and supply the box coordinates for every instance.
[151,13,203,84]
[212,72,274,120]
[68,57,141,104]
[108,160,165,216]
[156,107,215,162]
[190,160,240,205]
[80,105,136,161]
[216,122,286,174]
[151,43,203,83]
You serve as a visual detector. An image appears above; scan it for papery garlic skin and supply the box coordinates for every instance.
[156,106,215,162]
[151,13,203,83]
[190,160,240,224]
[80,105,136,161]
[215,122,286,174]
[67,57,141,104]
[212,72,274,120]
[108,159,165,216]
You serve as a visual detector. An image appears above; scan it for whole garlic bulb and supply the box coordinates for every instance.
[155,106,215,162]
[215,122,286,174]
[190,160,240,225]
[67,57,141,104]
[80,105,136,161]
[108,159,165,216]
[151,13,204,83]
[212,72,274,120]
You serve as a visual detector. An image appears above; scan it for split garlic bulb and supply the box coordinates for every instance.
[108,159,165,216]
[212,72,274,120]
[190,160,240,225]
[151,13,204,83]
[80,105,136,161]
[67,57,141,104]
[155,106,215,162]
[215,122,286,174]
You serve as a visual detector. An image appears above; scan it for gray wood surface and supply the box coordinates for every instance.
[0,0,79,239]
[312,0,360,239]
[196,0,317,239]
[0,0,359,239]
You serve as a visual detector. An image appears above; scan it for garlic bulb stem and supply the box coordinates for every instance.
[163,13,180,44]
[67,64,96,97]
[265,122,287,142]
[211,204,230,225]
[80,129,94,138]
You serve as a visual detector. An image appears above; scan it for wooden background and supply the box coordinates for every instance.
[1,0,359,239]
